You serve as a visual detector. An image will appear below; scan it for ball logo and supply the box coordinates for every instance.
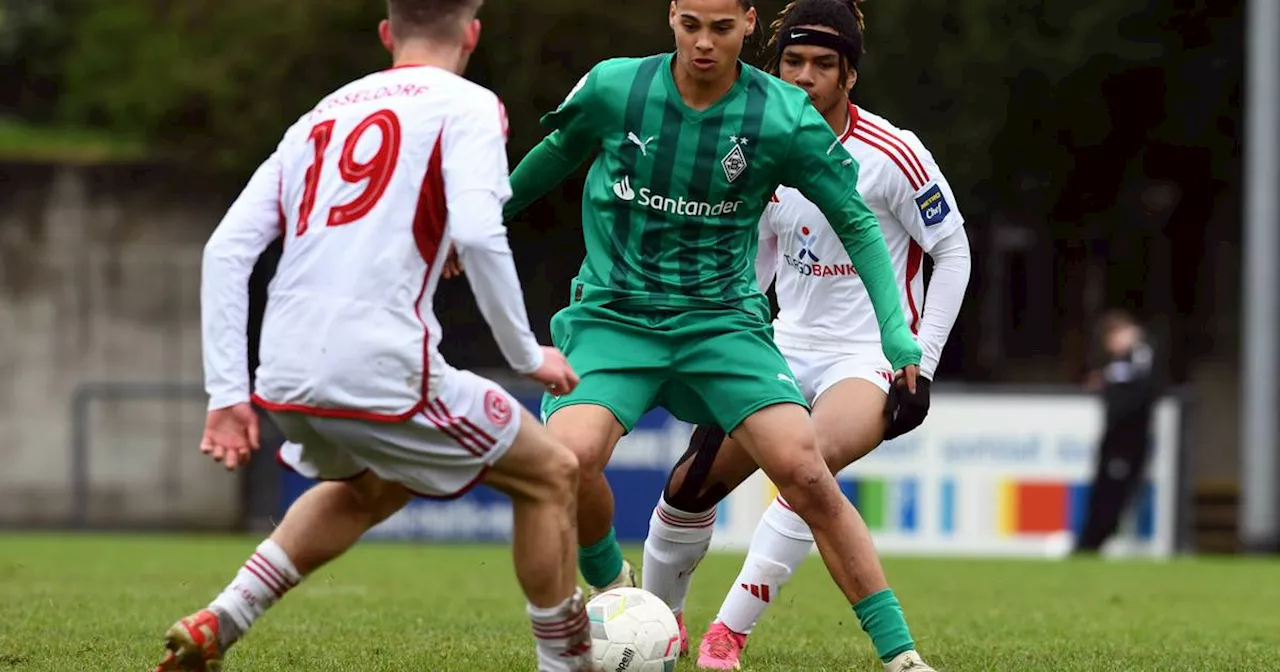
[484,389,512,428]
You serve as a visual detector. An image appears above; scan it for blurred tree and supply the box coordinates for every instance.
[0,0,73,119]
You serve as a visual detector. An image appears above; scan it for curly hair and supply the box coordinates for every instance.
[763,0,865,81]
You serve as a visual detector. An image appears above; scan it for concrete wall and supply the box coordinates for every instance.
[0,161,1246,530]
[0,162,239,528]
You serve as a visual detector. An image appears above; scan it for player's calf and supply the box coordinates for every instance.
[546,404,629,591]
[484,410,595,670]
[735,404,923,668]
[156,473,410,670]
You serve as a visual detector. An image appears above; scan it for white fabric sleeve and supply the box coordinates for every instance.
[755,203,780,291]
[916,227,971,379]
[202,153,285,411]
[887,130,965,253]
[444,95,543,375]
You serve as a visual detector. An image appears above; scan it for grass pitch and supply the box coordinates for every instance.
[0,533,1276,671]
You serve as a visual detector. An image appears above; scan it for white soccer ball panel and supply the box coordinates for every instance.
[586,588,680,670]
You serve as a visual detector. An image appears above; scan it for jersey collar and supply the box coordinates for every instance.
[661,52,751,120]
[841,101,859,142]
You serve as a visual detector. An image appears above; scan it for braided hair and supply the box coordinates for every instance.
[763,0,866,90]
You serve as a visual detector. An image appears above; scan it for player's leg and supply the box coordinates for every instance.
[733,405,926,670]
[641,422,757,656]
[676,319,929,671]
[544,403,631,592]
[482,406,594,671]
[714,373,891,648]
[542,303,664,592]
[158,418,412,670]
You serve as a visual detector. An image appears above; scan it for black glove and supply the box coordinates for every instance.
[882,375,931,441]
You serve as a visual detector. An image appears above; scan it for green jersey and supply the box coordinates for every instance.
[507,53,920,368]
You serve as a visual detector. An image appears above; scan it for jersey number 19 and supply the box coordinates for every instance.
[297,108,403,236]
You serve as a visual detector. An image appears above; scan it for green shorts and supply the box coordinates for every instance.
[541,301,808,433]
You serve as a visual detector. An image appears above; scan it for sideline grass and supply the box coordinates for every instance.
[0,533,1276,670]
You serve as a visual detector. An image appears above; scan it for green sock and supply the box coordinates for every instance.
[853,589,915,663]
[578,527,624,589]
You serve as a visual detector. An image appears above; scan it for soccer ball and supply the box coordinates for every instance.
[586,587,681,671]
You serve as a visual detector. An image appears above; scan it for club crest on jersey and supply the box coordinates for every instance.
[915,183,951,227]
[722,134,749,183]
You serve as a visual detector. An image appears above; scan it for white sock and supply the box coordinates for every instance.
[716,496,813,635]
[209,539,302,636]
[642,497,716,616]
[528,588,592,672]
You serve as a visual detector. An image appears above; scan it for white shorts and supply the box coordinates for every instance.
[270,368,522,499]
[777,342,893,404]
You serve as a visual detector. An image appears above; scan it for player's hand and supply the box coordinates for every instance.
[200,403,260,471]
[441,248,464,279]
[883,373,930,441]
[526,346,579,397]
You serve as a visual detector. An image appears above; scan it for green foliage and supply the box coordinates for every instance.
[33,0,1204,196]
[57,0,387,171]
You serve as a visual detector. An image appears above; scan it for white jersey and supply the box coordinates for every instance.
[758,103,965,371]
[202,65,542,420]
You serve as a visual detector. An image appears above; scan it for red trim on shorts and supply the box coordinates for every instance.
[775,495,792,511]
[905,240,924,334]
[274,447,369,482]
[251,130,448,422]
[421,399,496,458]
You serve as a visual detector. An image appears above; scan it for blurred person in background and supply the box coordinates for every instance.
[1075,309,1159,554]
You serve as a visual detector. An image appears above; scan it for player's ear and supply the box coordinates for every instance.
[846,67,858,93]
[378,19,395,55]
[463,18,481,53]
[744,7,757,36]
[669,1,678,30]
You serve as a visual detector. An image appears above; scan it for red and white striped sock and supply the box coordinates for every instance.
[210,539,302,636]
[529,588,593,672]
[642,497,716,616]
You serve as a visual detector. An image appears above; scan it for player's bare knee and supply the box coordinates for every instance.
[343,473,409,521]
[771,459,841,521]
[557,432,609,477]
[514,441,579,505]
[540,444,580,499]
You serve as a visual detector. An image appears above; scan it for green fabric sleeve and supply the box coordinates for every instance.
[503,130,595,220]
[504,67,602,221]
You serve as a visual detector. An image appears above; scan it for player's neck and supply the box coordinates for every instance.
[391,42,464,74]
[672,61,740,111]
[824,101,851,138]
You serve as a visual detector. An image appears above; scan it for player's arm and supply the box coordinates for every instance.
[202,152,285,412]
[784,106,920,371]
[884,136,970,380]
[754,202,780,292]
[444,96,544,375]
[503,69,602,221]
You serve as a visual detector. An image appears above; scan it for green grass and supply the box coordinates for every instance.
[0,118,148,163]
[0,534,1277,671]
